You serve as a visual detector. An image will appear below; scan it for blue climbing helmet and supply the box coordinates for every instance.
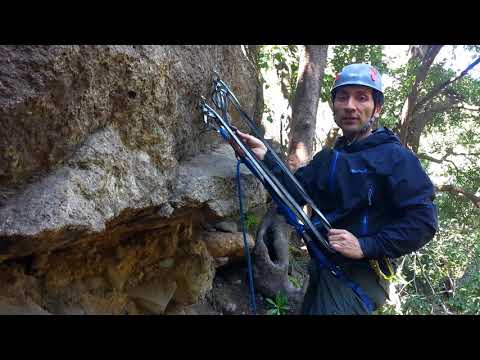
[331,63,384,107]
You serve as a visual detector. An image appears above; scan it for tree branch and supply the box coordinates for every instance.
[414,57,480,112]
[435,184,480,208]
[410,46,443,94]
[450,151,480,157]
[419,147,480,158]
[400,45,443,146]
[417,152,459,172]
[406,96,459,153]
[455,104,480,112]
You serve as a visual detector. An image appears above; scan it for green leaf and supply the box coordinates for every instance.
[265,298,276,306]
[267,309,279,315]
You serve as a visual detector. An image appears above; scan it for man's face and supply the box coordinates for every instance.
[333,85,381,134]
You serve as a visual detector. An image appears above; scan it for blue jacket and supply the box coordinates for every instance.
[263,127,438,262]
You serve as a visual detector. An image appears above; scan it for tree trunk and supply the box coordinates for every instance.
[244,45,266,136]
[398,45,443,150]
[324,127,340,150]
[244,45,261,65]
[287,45,328,170]
[252,205,303,310]
[253,46,328,312]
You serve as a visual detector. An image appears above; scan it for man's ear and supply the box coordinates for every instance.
[374,104,382,118]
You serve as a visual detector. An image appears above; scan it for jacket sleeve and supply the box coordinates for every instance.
[358,149,438,259]
[262,149,327,206]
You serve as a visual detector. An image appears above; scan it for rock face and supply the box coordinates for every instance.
[202,231,255,259]
[0,45,265,314]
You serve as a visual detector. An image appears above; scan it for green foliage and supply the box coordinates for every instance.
[380,48,480,134]
[244,212,260,234]
[401,294,437,315]
[263,103,275,123]
[257,45,300,102]
[402,111,480,314]
[379,57,425,130]
[265,292,290,315]
[256,45,301,133]
[332,45,388,73]
[374,302,402,315]
[288,275,302,289]
[447,269,480,314]
[398,206,480,315]
[288,243,301,256]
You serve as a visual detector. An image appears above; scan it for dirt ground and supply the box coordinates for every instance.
[190,233,310,315]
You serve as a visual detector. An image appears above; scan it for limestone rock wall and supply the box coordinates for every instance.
[0,45,266,314]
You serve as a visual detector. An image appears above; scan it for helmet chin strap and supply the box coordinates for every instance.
[343,109,376,146]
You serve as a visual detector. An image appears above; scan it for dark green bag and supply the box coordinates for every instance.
[301,260,389,315]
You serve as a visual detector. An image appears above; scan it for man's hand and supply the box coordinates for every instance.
[233,130,267,161]
[328,229,364,259]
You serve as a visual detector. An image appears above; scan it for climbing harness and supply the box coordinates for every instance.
[198,71,375,314]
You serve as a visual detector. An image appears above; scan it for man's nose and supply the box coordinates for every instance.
[344,97,356,111]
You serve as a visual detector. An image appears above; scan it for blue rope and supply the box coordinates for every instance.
[236,159,257,315]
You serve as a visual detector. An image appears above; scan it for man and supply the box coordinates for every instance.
[235,63,438,314]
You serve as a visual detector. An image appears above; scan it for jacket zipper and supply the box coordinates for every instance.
[328,150,340,193]
[362,185,374,235]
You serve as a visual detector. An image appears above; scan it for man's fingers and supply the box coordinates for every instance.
[328,235,345,242]
[237,131,257,144]
[328,229,347,235]
[330,242,344,251]
[236,129,248,139]
[235,132,250,146]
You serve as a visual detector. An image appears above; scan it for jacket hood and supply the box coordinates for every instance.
[334,127,401,153]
